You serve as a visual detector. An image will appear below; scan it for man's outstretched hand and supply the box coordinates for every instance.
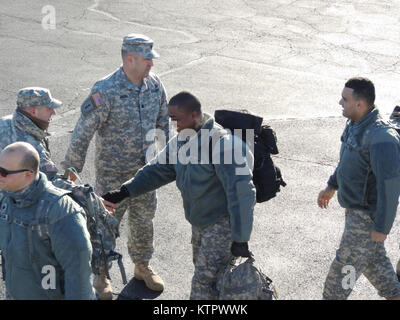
[102,185,130,204]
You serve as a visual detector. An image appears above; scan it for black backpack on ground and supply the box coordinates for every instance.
[214,109,286,203]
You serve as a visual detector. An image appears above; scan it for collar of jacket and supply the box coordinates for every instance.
[117,66,154,92]
[13,110,50,141]
[4,172,47,208]
[177,113,227,150]
[348,108,381,132]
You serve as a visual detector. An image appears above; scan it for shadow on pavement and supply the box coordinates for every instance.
[116,278,163,300]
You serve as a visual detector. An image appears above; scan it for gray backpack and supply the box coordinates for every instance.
[217,256,277,300]
[51,168,127,284]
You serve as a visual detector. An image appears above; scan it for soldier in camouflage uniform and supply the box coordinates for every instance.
[317,77,400,300]
[62,34,169,294]
[397,260,400,282]
[101,91,256,299]
[0,87,121,300]
[0,87,61,180]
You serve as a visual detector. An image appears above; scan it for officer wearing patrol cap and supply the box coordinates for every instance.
[62,33,169,298]
[0,87,62,181]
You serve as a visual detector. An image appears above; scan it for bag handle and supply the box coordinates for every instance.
[63,167,83,184]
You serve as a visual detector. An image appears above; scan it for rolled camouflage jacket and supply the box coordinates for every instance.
[62,67,169,176]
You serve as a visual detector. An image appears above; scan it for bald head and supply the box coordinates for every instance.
[1,142,39,174]
[0,142,39,192]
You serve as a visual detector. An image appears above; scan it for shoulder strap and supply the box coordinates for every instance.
[27,198,53,299]
[26,191,71,290]
[208,127,228,166]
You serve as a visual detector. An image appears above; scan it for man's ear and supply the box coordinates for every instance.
[23,169,35,179]
[191,111,200,120]
[359,99,368,110]
[26,107,36,116]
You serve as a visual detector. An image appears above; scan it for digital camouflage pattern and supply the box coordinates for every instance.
[323,209,400,299]
[0,110,124,281]
[62,66,169,265]
[16,87,62,109]
[190,216,232,300]
[52,175,125,282]
[62,67,169,176]
[0,111,58,180]
[96,170,156,264]
[122,33,159,59]
[217,257,276,300]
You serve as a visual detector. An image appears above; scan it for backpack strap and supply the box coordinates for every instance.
[27,191,70,297]
[208,128,228,166]
[27,198,53,299]
[358,121,390,208]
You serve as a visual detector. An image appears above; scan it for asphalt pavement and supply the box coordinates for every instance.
[0,0,399,300]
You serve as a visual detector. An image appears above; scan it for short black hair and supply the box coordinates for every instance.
[168,91,201,114]
[345,77,375,108]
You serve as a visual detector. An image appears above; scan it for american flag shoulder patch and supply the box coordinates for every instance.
[91,92,104,107]
[44,162,58,173]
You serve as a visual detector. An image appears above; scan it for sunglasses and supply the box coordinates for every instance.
[0,167,32,177]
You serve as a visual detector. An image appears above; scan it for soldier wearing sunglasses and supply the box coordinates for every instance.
[0,142,95,299]
[0,87,118,299]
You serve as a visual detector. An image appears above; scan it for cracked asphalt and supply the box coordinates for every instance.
[0,0,400,300]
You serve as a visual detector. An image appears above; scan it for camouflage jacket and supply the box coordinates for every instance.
[62,67,169,176]
[0,110,122,279]
[0,110,58,180]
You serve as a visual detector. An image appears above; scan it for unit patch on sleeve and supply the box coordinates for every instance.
[92,92,104,107]
[81,91,104,115]
[43,161,58,173]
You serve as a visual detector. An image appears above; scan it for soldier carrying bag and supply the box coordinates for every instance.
[214,109,286,203]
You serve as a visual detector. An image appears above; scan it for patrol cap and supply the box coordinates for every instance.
[122,33,159,59]
[17,87,62,109]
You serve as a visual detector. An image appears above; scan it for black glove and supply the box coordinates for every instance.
[230,241,252,258]
[101,185,130,204]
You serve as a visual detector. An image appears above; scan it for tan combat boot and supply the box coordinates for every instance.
[93,273,113,300]
[134,261,164,291]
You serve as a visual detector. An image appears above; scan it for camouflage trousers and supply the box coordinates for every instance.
[190,216,232,300]
[397,259,400,281]
[323,209,400,299]
[96,171,156,265]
